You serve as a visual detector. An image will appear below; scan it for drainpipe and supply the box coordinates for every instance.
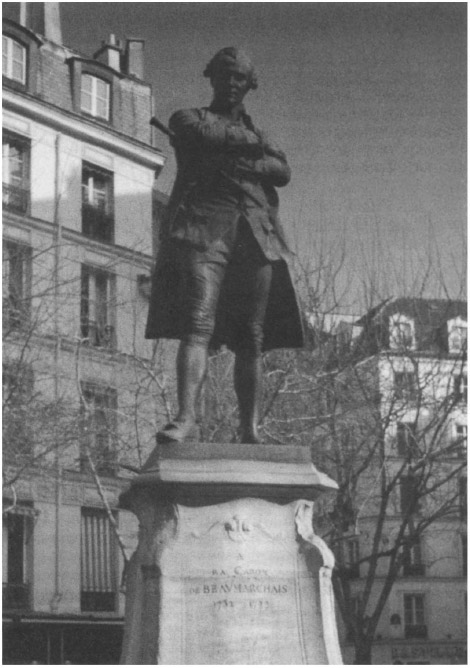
[50,132,63,614]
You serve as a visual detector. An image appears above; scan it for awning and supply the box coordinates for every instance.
[3,614,124,625]
[2,504,40,518]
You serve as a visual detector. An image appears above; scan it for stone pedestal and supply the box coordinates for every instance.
[119,443,343,665]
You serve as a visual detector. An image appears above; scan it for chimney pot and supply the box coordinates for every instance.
[94,36,121,73]
[20,2,62,43]
[124,38,145,80]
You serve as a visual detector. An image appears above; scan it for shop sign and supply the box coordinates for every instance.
[391,645,466,662]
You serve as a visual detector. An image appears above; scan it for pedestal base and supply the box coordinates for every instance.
[119,443,343,665]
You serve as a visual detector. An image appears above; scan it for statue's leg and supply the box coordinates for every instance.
[157,258,224,443]
[234,351,264,444]
[233,260,273,444]
[174,340,208,425]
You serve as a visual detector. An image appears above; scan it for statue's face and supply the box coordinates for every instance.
[211,63,252,109]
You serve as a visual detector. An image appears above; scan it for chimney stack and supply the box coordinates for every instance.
[94,34,121,72]
[20,2,62,44]
[123,39,145,80]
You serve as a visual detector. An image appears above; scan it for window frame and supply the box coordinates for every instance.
[2,501,35,611]
[400,475,421,517]
[403,593,427,639]
[393,370,418,401]
[80,73,111,121]
[459,477,467,521]
[80,381,118,476]
[3,130,31,215]
[80,506,118,612]
[81,162,115,243]
[461,533,467,578]
[453,373,467,402]
[2,34,26,84]
[345,538,360,579]
[2,20,42,93]
[451,422,467,458]
[3,361,35,462]
[68,57,119,124]
[389,314,416,350]
[403,536,425,577]
[2,239,32,329]
[396,421,419,458]
[80,264,116,349]
[448,317,467,354]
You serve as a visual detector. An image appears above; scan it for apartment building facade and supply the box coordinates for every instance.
[324,298,467,664]
[3,4,169,663]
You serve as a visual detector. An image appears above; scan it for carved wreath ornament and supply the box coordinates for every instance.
[224,515,252,542]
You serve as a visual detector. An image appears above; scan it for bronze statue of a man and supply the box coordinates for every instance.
[145,47,304,444]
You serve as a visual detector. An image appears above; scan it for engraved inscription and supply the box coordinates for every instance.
[184,563,301,664]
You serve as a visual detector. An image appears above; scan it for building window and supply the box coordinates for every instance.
[80,508,117,612]
[81,162,114,242]
[345,538,360,579]
[462,534,467,578]
[451,423,467,458]
[81,74,110,120]
[403,537,425,577]
[448,318,467,354]
[400,476,421,516]
[80,265,116,349]
[2,240,32,329]
[2,503,34,610]
[3,131,30,214]
[453,374,467,402]
[404,593,427,639]
[390,315,415,350]
[3,363,34,461]
[80,382,117,476]
[2,35,26,84]
[459,477,467,521]
[397,422,419,457]
[394,371,418,401]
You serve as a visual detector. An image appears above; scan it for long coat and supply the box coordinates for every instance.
[145,106,304,353]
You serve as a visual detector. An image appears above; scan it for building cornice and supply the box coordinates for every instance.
[3,209,154,267]
[3,324,157,367]
[3,87,166,172]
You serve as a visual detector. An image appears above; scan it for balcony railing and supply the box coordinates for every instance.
[81,591,116,612]
[3,183,30,214]
[82,204,114,242]
[405,624,428,639]
[81,320,116,349]
[3,582,31,610]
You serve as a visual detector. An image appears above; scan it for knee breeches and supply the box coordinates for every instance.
[178,220,273,355]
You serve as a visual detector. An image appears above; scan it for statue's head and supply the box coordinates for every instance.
[204,47,257,109]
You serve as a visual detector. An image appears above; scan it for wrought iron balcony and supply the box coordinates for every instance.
[81,320,116,349]
[3,582,31,610]
[82,204,114,243]
[3,183,30,214]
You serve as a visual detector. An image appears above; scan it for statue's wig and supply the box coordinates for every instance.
[203,47,258,90]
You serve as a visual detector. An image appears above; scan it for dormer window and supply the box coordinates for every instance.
[448,317,467,354]
[2,35,26,84]
[81,74,110,121]
[390,314,415,350]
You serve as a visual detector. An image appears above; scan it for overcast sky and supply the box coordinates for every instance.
[8,2,467,307]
